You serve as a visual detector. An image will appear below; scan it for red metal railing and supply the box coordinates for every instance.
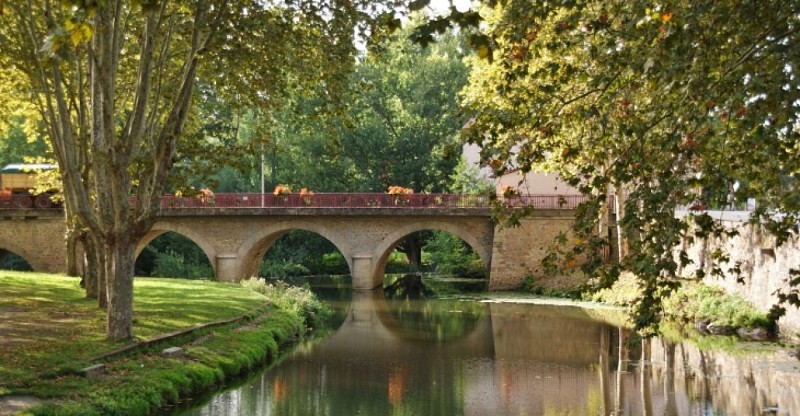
[157,193,586,210]
[503,194,589,210]
[159,193,489,209]
[0,193,587,210]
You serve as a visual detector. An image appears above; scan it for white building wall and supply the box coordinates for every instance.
[463,143,579,196]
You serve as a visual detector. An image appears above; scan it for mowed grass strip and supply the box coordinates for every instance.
[0,271,267,389]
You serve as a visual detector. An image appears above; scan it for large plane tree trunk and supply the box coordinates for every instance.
[104,233,138,340]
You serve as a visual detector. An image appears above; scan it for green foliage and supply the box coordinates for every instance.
[228,21,472,194]
[258,260,311,279]
[448,0,800,332]
[424,231,486,278]
[448,157,495,195]
[151,250,213,280]
[240,278,332,328]
[0,251,33,271]
[589,272,642,306]
[135,232,213,279]
[385,251,414,273]
[522,276,583,299]
[662,283,772,329]
[321,252,349,275]
[25,309,300,416]
[259,230,342,277]
[0,115,49,168]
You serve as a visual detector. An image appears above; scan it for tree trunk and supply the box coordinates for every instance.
[615,185,627,260]
[83,234,100,301]
[104,234,136,341]
[65,228,81,277]
[398,233,424,271]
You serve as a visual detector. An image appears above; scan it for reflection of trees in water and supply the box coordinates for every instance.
[186,297,800,416]
[383,273,433,299]
[380,276,484,342]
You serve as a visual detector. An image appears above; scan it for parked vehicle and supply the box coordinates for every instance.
[0,163,58,208]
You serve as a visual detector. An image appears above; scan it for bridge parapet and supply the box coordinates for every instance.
[153,193,586,211]
[1,193,587,212]
[158,193,491,210]
[158,207,492,217]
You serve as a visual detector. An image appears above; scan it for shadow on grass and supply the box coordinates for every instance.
[0,272,266,388]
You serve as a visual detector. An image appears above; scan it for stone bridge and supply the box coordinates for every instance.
[0,194,579,289]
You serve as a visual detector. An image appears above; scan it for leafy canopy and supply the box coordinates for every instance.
[442,0,800,331]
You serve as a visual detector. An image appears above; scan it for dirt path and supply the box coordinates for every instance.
[0,396,42,415]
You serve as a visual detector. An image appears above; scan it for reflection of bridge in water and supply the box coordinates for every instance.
[0,193,581,289]
[193,292,653,415]
[190,291,800,415]
[276,291,630,414]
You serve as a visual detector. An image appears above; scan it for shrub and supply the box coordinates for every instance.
[320,252,349,275]
[258,260,310,278]
[588,272,641,306]
[424,231,486,278]
[152,250,212,279]
[385,251,411,274]
[662,282,771,329]
[240,278,331,328]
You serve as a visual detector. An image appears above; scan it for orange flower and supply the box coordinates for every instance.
[273,185,291,196]
[387,185,413,195]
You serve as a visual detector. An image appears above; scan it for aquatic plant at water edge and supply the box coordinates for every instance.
[240,278,332,328]
[662,283,772,330]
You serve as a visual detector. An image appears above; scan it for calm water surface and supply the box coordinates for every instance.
[179,287,799,416]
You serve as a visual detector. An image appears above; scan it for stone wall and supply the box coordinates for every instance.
[0,210,66,273]
[678,220,800,336]
[489,211,583,290]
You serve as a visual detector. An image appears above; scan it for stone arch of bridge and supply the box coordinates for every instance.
[369,220,492,286]
[136,223,218,276]
[0,242,39,271]
[236,221,353,280]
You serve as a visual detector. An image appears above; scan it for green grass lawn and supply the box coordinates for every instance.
[0,271,267,390]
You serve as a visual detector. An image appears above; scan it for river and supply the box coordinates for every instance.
[177,284,800,416]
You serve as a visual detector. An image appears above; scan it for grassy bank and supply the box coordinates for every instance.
[589,272,774,336]
[0,271,312,415]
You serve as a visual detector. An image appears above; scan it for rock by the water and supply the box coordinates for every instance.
[694,320,711,334]
[736,327,770,341]
[706,323,736,335]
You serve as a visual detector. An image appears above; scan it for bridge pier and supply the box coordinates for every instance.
[351,254,381,289]
[215,254,240,282]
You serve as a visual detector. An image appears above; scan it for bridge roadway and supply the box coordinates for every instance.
[0,193,580,289]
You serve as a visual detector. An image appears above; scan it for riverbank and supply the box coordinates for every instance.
[0,272,310,415]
